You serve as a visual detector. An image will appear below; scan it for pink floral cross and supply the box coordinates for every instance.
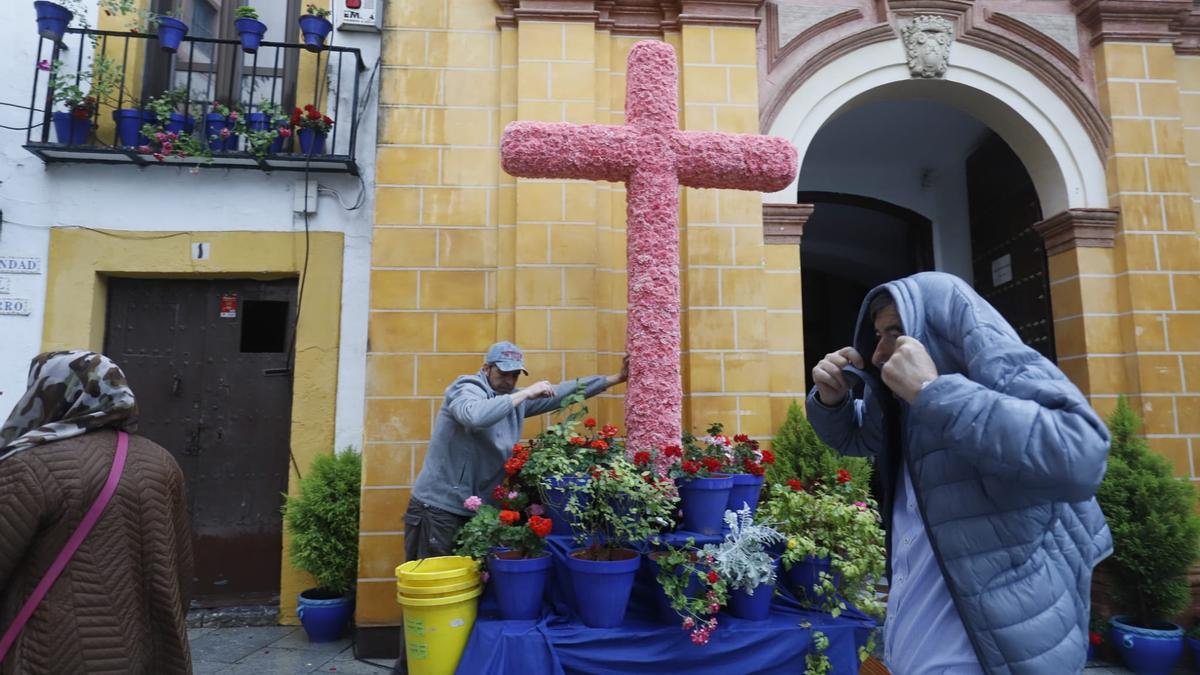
[500,40,797,463]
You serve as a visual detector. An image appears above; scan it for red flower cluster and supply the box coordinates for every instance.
[836,468,852,484]
[733,434,749,443]
[290,104,334,132]
[787,479,805,492]
[633,451,652,467]
[706,570,719,585]
[600,424,619,438]
[589,439,608,452]
[584,418,596,428]
[499,509,521,525]
[570,436,587,446]
[742,459,765,477]
[1089,631,1102,646]
[681,459,700,475]
[761,449,776,464]
[701,457,723,473]
[492,484,508,501]
[662,445,683,459]
[527,515,552,538]
[504,444,531,476]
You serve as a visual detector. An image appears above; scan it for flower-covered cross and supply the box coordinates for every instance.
[500,41,797,462]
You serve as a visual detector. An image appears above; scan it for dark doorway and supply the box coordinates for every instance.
[104,277,297,606]
[799,192,935,391]
[966,133,1055,361]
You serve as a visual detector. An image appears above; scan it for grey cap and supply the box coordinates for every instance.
[485,341,527,374]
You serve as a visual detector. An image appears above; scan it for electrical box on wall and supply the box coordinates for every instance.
[335,0,382,31]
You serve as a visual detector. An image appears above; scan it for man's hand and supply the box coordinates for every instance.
[606,355,630,387]
[813,347,864,406]
[511,380,555,406]
[881,336,938,403]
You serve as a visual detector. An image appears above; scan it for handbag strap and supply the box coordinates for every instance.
[0,431,130,663]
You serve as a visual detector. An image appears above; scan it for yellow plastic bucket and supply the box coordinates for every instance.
[396,556,480,588]
[397,585,482,675]
[396,575,479,600]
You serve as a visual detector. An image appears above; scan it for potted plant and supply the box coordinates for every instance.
[1097,398,1200,675]
[1090,615,1109,663]
[233,5,267,53]
[242,103,292,156]
[298,3,333,52]
[666,424,736,535]
[136,89,208,161]
[765,400,871,495]
[33,1,73,42]
[648,538,726,641]
[151,10,189,53]
[282,448,361,643]
[291,103,334,155]
[47,57,122,145]
[723,430,775,515]
[706,506,784,621]
[563,455,677,627]
[205,100,240,152]
[455,490,554,621]
[759,474,885,621]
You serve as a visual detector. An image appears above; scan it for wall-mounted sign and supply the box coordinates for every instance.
[219,294,238,319]
[192,242,211,261]
[0,277,10,294]
[0,257,42,274]
[991,254,1013,287]
[0,297,32,316]
[336,0,381,30]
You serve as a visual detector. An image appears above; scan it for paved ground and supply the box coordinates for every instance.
[188,626,395,674]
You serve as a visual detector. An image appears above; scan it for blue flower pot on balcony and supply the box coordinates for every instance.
[204,112,233,152]
[52,111,89,145]
[234,17,267,53]
[164,112,194,136]
[298,128,326,155]
[34,1,73,43]
[112,108,145,147]
[247,112,288,153]
[298,14,333,53]
[155,16,189,53]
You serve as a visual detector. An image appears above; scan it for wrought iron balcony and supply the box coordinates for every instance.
[24,26,365,175]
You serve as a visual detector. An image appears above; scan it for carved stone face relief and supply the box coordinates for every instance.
[901,15,955,79]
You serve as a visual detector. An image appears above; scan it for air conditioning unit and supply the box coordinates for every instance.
[335,0,381,31]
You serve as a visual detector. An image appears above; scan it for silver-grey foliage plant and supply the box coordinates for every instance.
[703,506,785,594]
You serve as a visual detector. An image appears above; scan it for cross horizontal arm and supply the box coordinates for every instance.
[672,130,797,192]
[500,122,639,183]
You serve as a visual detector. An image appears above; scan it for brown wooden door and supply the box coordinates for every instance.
[967,134,1056,361]
[105,277,296,606]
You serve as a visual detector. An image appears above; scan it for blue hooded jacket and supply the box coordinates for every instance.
[806,272,1112,674]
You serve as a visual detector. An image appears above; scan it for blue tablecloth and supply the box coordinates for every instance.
[456,533,877,674]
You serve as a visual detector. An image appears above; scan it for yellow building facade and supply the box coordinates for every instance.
[356,0,1200,649]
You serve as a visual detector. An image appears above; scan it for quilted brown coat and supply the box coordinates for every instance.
[0,430,193,674]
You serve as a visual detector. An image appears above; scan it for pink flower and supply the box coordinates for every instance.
[152,152,165,162]
[278,127,292,137]
[37,59,51,71]
[854,501,868,510]
[219,128,232,139]
[154,132,167,142]
[228,111,239,122]
[161,142,173,154]
[463,495,482,512]
[507,490,519,500]
[681,617,694,629]
[136,145,151,154]
[528,503,544,516]
[707,603,719,613]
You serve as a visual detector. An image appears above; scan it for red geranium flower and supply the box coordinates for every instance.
[836,468,852,484]
[787,479,804,492]
[304,104,315,111]
[1089,631,1102,646]
[681,460,700,474]
[528,515,552,538]
[322,115,333,126]
[734,434,749,443]
[306,109,321,120]
[744,460,764,477]
[570,436,586,446]
[761,449,775,464]
[662,445,683,458]
[701,457,723,472]
[492,484,508,501]
[499,509,521,525]
[633,451,651,466]
[706,570,719,584]
[589,439,608,452]
[584,418,596,428]
[601,424,619,437]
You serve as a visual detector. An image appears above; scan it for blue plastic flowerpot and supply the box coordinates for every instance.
[298,128,326,155]
[247,112,287,153]
[52,111,89,145]
[1111,616,1183,675]
[727,473,765,515]
[34,1,72,43]
[489,552,551,621]
[645,553,707,625]
[564,548,639,628]
[676,475,733,535]
[204,112,234,152]
[234,17,267,53]
[298,14,332,53]
[155,16,189,53]
[785,555,841,605]
[112,108,144,147]
[541,476,589,537]
[139,110,157,144]
[164,112,193,136]
[728,581,775,621]
[1087,642,1094,662]
[297,590,354,642]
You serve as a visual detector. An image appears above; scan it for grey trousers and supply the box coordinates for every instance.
[402,499,469,563]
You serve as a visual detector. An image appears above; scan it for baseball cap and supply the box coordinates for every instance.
[485,341,528,374]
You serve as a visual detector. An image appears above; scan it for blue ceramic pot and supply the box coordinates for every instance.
[564,548,639,628]
[155,16,189,53]
[296,590,353,643]
[298,14,332,53]
[234,17,267,53]
[1110,615,1183,675]
[676,475,733,535]
[52,111,89,145]
[727,473,765,515]
[489,552,551,620]
[34,1,72,43]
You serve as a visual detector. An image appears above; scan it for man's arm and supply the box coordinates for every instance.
[523,356,627,417]
[445,379,516,430]
[806,387,884,458]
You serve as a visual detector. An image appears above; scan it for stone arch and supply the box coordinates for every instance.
[763,39,1109,214]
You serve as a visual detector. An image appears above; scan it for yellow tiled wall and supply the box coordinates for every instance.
[1084,42,1200,478]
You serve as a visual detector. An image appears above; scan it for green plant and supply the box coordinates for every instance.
[282,448,362,596]
[1096,397,1200,627]
[291,104,335,135]
[234,5,260,20]
[49,56,124,117]
[565,455,677,560]
[305,3,332,19]
[454,503,552,563]
[517,388,617,484]
[760,479,886,620]
[766,401,871,494]
[652,538,726,643]
[237,103,291,158]
[703,506,784,593]
[136,89,209,161]
[666,423,734,479]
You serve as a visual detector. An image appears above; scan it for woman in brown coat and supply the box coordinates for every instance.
[0,351,193,674]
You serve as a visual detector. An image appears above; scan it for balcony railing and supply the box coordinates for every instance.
[24,26,365,175]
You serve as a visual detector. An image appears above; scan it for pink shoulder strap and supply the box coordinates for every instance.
[0,431,129,663]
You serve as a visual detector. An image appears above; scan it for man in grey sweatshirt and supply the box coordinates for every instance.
[403,341,627,562]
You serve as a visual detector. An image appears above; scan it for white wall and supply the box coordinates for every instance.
[0,2,379,452]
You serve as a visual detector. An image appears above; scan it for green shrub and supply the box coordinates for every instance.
[283,448,362,596]
[1097,398,1200,627]
[766,400,871,493]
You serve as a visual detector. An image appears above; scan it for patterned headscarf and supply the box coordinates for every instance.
[0,351,138,461]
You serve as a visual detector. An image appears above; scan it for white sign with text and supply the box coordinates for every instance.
[0,297,32,316]
[0,257,42,274]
